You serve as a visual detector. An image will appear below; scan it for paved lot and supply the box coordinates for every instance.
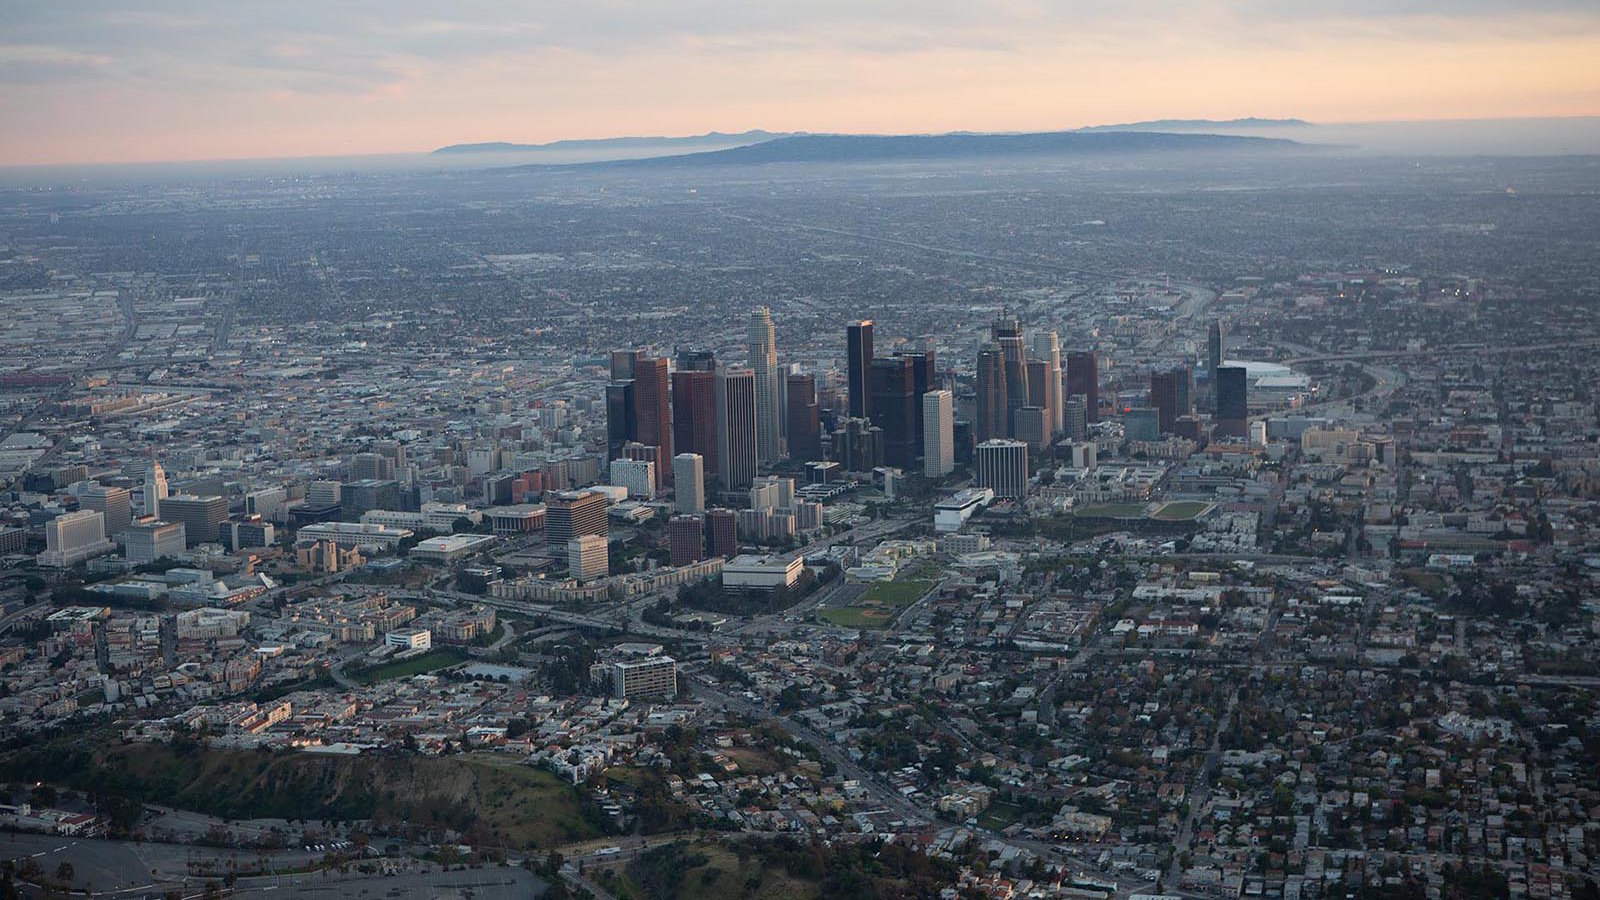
[228,868,549,899]
[0,832,332,897]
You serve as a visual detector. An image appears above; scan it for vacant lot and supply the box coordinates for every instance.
[1073,502,1151,520]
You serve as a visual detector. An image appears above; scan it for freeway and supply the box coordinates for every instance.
[1283,336,1600,366]
[0,600,51,636]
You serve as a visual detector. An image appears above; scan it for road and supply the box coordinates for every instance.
[1164,604,1281,889]
[0,600,51,636]
[1282,336,1600,366]
[486,619,517,653]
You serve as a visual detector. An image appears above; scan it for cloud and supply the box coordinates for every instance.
[1,0,1597,164]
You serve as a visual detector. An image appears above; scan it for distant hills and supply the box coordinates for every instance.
[517,130,1301,170]
[1078,117,1311,132]
[433,129,788,154]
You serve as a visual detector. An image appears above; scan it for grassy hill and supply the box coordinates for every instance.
[0,740,602,849]
[598,837,960,900]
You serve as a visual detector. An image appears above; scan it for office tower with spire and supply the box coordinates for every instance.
[1066,350,1100,423]
[975,343,1008,442]
[748,307,783,465]
[993,317,1029,435]
[1030,330,1063,436]
[784,373,822,462]
[715,366,759,490]
[671,350,718,481]
[142,459,168,518]
[846,320,874,419]
[922,389,954,478]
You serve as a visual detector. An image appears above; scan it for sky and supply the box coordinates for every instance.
[2,1,1599,166]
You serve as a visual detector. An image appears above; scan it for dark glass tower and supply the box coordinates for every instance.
[1066,350,1099,424]
[1215,365,1249,437]
[846,321,874,419]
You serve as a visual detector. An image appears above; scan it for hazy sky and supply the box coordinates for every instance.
[3,1,1599,166]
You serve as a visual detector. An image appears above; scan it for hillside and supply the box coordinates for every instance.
[0,740,603,849]
[525,130,1300,171]
[596,836,961,900]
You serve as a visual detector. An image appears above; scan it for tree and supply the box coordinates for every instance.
[52,861,74,883]
[28,784,57,807]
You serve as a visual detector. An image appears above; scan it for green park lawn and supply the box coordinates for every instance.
[353,647,468,684]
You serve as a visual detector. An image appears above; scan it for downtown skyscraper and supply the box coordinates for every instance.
[869,355,918,468]
[922,389,954,478]
[605,350,670,480]
[1030,329,1063,437]
[748,307,783,466]
[975,343,1008,443]
[715,366,760,490]
[1066,349,1100,424]
[785,372,822,462]
[672,349,718,480]
[993,317,1029,435]
[846,320,874,419]
[1215,365,1249,438]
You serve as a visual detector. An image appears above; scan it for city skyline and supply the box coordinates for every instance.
[1,9,1598,893]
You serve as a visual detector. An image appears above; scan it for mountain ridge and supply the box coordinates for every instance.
[507,130,1303,171]
[1078,117,1311,132]
[434,129,788,154]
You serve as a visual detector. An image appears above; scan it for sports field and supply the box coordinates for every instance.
[818,578,933,629]
[1151,500,1212,521]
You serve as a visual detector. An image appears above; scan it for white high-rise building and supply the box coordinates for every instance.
[124,520,187,563]
[751,475,795,510]
[141,460,168,518]
[922,389,955,478]
[748,306,783,465]
[1031,330,1064,436]
[975,439,1029,500]
[306,480,342,508]
[568,534,609,582]
[38,509,116,567]
[609,458,656,500]
[672,453,705,514]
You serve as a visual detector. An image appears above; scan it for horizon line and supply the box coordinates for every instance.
[4,113,1599,172]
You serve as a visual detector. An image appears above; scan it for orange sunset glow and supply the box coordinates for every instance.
[3,1,1600,165]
